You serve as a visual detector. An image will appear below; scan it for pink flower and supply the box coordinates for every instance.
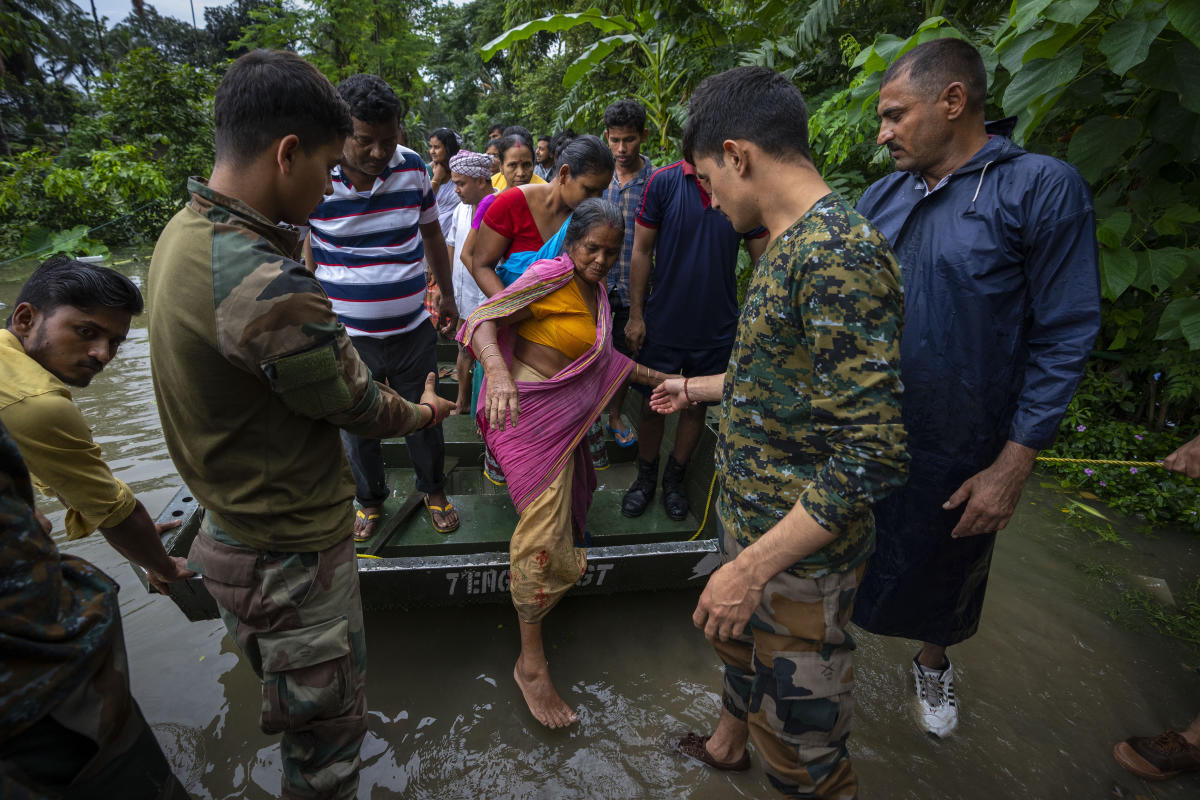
[1130,467,1139,474]
[1134,434,1143,441]
[1076,425,1086,432]
[1099,481,1107,487]
[1084,468,1094,476]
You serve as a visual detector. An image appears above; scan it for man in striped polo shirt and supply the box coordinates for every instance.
[306,73,460,538]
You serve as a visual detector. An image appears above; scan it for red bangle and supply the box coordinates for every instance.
[683,377,692,404]
[421,402,437,428]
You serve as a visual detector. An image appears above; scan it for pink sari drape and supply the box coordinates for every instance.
[457,254,633,544]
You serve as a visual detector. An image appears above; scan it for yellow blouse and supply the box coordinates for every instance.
[517,279,596,361]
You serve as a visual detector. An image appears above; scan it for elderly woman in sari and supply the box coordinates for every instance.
[458,199,673,728]
[470,134,615,484]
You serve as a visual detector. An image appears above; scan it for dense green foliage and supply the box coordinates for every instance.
[0,0,1196,527]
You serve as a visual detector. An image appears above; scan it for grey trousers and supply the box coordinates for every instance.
[342,321,445,505]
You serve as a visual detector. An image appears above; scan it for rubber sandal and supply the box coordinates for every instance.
[606,420,637,447]
[353,508,380,542]
[425,498,460,534]
[672,732,751,772]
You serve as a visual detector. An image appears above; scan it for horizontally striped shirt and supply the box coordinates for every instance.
[309,145,438,338]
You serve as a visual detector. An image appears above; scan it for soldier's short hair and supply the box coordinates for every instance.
[214,50,351,166]
[337,73,402,125]
[881,38,987,114]
[8,255,143,326]
[682,66,811,166]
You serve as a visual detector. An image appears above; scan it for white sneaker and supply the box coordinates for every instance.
[912,656,958,738]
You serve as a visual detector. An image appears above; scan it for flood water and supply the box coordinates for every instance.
[3,253,1199,799]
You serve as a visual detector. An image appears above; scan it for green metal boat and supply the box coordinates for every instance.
[140,341,722,621]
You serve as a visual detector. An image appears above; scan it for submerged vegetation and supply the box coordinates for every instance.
[2,0,1197,527]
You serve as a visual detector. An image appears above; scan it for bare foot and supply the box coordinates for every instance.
[513,657,577,728]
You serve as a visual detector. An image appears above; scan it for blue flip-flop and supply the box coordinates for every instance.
[607,419,637,447]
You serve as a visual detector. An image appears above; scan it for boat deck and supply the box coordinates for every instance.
[360,410,712,558]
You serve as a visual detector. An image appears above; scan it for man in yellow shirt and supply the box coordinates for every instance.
[0,255,190,589]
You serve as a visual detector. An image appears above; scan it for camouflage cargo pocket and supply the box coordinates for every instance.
[763,647,854,746]
[258,615,353,734]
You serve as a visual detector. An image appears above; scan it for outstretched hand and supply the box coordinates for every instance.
[650,378,689,414]
[1163,434,1200,478]
[420,372,455,426]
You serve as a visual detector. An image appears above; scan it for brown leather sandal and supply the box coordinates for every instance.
[672,732,751,772]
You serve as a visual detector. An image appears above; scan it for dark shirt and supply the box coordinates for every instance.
[635,160,765,348]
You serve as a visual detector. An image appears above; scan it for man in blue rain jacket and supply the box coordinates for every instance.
[852,38,1101,738]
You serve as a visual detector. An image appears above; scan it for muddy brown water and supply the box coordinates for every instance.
[3,254,1199,799]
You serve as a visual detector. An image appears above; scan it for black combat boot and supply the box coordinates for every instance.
[662,454,688,521]
[621,456,659,518]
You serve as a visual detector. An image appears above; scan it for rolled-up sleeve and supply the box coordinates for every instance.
[794,238,909,537]
[2,392,136,540]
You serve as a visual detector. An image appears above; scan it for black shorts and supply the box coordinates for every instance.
[631,337,732,402]
[609,291,634,358]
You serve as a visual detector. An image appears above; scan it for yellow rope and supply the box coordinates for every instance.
[1035,456,1164,467]
[690,470,720,541]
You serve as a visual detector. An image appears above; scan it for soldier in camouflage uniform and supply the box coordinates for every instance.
[653,67,908,798]
[0,419,186,798]
[147,51,453,800]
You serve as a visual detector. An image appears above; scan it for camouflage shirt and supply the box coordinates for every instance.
[0,419,119,746]
[148,179,426,552]
[716,192,908,577]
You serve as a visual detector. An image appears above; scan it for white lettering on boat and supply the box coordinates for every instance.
[445,563,614,596]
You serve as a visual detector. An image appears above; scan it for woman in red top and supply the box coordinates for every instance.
[470,135,614,298]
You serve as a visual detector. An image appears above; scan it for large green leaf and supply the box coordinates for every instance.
[997,25,1059,74]
[1044,0,1101,25]
[562,34,638,86]
[1134,246,1192,295]
[1005,0,1056,38]
[480,9,635,61]
[1099,246,1138,301]
[1167,0,1200,50]
[1154,202,1200,236]
[1156,296,1200,349]
[1096,211,1132,249]
[1067,116,1143,182]
[1099,12,1168,76]
[1003,47,1083,116]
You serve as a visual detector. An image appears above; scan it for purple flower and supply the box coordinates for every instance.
[1076,425,1086,432]
[1130,467,1138,474]
[1099,481,1107,487]
[1134,434,1143,441]
[1084,468,1094,476]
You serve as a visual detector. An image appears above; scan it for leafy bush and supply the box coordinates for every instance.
[0,144,175,257]
[1041,370,1199,533]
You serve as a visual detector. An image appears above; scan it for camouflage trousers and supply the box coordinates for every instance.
[189,517,368,800]
[713,528,863,799]
[0,613,187,799]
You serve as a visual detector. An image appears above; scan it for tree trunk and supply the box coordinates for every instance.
[89,0,109,72]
